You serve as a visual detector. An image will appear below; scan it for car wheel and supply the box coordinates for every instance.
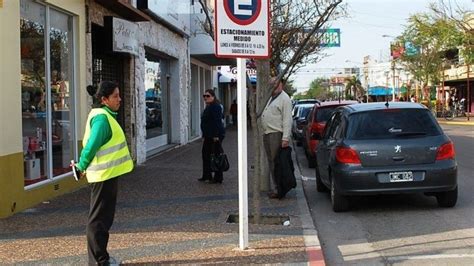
[315,166,328,193]
[436,187,458,208]
[331,177,349,212]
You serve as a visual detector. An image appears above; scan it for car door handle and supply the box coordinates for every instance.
[392,156,405,161]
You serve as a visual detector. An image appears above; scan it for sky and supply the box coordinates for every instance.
[292,0,473,92]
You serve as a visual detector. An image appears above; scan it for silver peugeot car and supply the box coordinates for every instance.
[314,102,457,212]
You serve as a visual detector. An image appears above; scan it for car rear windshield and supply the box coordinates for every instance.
[346,109,442,140]
[314,106,338,122]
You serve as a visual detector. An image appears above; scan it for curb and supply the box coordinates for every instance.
[292,144,326,266]
[436,119,474,126]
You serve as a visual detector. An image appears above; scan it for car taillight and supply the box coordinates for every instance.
[436,142,455,161]
[336,147,361,164]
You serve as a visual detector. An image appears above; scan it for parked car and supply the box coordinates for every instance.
[302,100,357,168]
[146,100,162,128]
[314,102,458,212]
[292,99,319,116]
[291,103,315,145]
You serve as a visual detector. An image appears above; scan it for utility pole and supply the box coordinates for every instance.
[467,64,470,121]
[392,59,396,102]
[442,65,445,107]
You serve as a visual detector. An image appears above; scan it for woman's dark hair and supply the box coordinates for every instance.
[96,81,118,101]
[205,89,220,104]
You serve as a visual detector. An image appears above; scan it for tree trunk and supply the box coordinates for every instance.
[247,59,271,223]
[256,59,271,192]
[248,77,261,224]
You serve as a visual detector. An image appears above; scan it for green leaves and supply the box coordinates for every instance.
[398,10,464,92]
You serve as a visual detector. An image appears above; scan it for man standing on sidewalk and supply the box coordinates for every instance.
[261,78,293,199]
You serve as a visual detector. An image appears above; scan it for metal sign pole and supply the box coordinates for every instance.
[237,57,248,250]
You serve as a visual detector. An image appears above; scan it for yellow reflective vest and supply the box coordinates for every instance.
[83,108,133,183]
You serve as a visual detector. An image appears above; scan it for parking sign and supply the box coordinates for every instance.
[215,0,270,58]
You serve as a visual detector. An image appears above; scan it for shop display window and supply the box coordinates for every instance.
[20,0,76,187]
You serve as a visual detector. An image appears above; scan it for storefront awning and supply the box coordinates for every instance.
[95,0,150,22]
[191,54,235,66]
[368,86,392,96]
[368,86,408,96]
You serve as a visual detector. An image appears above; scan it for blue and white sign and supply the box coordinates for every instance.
[215,0,270,58]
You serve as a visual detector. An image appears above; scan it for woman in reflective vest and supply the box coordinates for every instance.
[73,81,133,265]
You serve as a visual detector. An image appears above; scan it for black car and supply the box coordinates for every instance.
[146,100,162,128]
[291,103,315,144]
[314,102,457,212]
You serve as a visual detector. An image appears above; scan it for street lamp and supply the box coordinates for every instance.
[382,34,398,102]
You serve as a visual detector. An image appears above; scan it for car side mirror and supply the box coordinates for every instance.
[311,132,322,140]
[297,118,307,126]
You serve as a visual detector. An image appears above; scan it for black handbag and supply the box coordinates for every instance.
[210,141,230,172]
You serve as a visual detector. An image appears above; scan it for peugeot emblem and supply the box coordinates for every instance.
[394,145,401,153]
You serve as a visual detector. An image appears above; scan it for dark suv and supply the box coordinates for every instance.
[292,103,315,145]
[314,102,457,212]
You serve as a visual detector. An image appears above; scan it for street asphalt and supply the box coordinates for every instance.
[299,122,474,265]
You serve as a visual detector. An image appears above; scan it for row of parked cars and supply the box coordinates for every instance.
[291,99,458,212]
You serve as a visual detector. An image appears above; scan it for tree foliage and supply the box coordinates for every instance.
[283,79,297,97]
[428,0,474,64]
[344,76,365,100]
[398,12,464,100]
[293,78,333,100]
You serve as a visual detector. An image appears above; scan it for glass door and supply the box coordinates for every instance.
[145,57,169,152]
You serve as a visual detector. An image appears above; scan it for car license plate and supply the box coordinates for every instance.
[389,171,413,182]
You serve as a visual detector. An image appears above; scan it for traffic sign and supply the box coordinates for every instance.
[215,0,270,58]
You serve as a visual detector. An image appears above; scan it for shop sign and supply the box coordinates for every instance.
[320,28,341,47]
[330,76,347,84]
[215,0,270,58]
[218,65,257,83]
[109,17,139,56]
[404,41,419,56]
[391,42,405,59]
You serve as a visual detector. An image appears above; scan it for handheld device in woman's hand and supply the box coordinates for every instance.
[71,160,81,181]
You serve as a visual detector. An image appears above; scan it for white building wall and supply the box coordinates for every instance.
[135,21,190,164]
[365,60,411,88]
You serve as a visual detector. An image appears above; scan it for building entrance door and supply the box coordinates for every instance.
[91,24,125,127]
[145,55,170,153]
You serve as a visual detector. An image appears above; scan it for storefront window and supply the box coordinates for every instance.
[50,8,74,177]
[20,0,76,187]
